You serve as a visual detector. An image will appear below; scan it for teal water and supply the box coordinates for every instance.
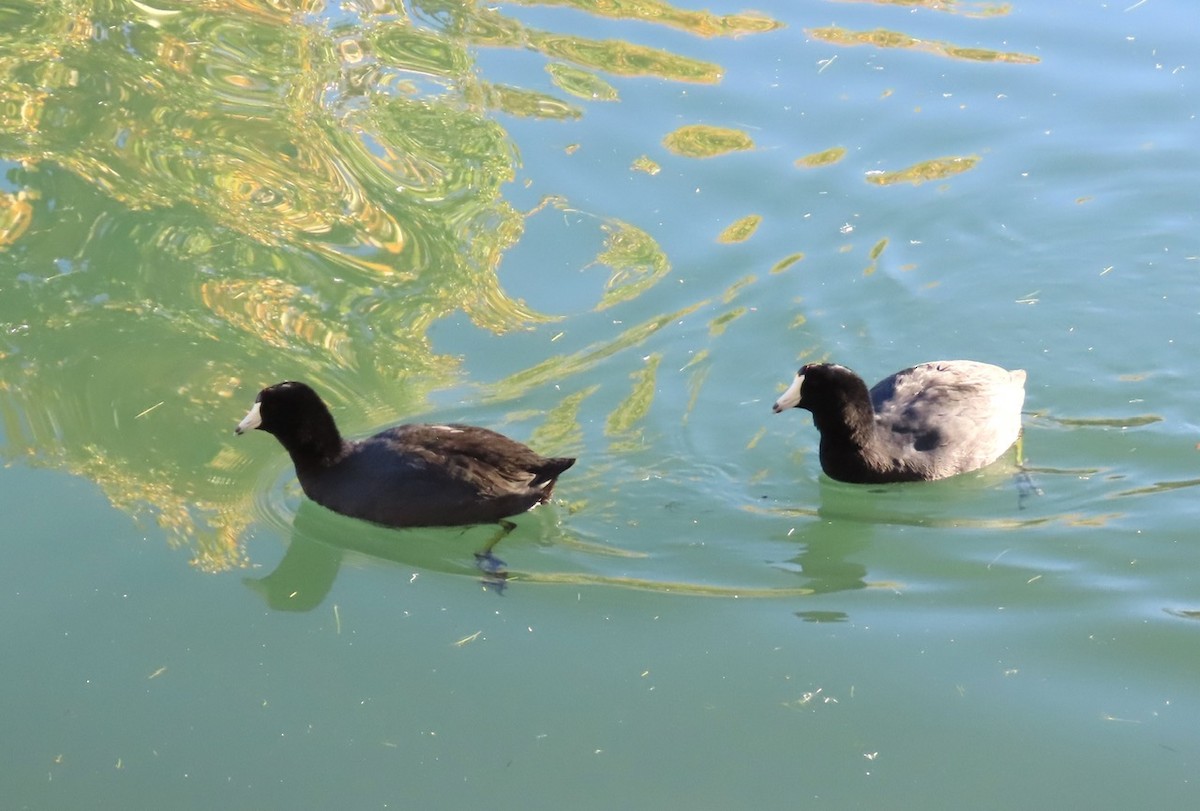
[3,0,1199,807]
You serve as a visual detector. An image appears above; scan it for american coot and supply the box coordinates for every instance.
[772,360,1026,484]
[236,381,575,530]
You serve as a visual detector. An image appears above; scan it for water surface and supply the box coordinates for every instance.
[2,0,1198,807]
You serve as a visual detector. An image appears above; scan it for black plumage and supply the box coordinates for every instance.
[237,381,574,528]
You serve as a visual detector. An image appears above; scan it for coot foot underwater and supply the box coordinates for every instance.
[772,360,1026,484]
[236,382,575,560]
[474,519,516,592]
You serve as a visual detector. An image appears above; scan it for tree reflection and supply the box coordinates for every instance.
[0,0,780,569]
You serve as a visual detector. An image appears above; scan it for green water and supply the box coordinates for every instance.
[3,0,1199,807]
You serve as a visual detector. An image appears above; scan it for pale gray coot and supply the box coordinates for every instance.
[772,360,1026,483]
[236,381,575,530]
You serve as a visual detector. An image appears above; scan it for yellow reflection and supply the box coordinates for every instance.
[1047,414,1162,428]
[771,252,805,273]
[482,82,583,119]
[547,63,619,101]
[606,352,661,440]
[510,0,782,38]
[487,301,707,402]
[535,33,723,83]
[507,570,814,598]
[631,155,661,175]
[0,0,778,573]
[864,237,888,275]
[831,0,1012,16]
[717,214,762,244]
[463,4,731,84]
[721,275,756,303]
[1115,478,1200,498]
[866,155,979,185]
[200,279,355,361]
[683,349,710,423]
[528,385,598,457]
[663,124,755,158]
[796,147,846,168]
[709,307,746,337]
[593,221,672,311]
[0,191,33,247]
[809,26,1039,63]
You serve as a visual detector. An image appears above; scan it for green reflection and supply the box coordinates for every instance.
[443,1,727,83]
[1047,414,1163,428]
[606,352,661,446]
[593,220,671,310]
[0,0,777,570]
[771,252,805,273]
[832,0,1012,17]
[487,301,707,401]
[809,26,1039,64]
[795,147,846,169]
[683,349,710,423]
[547,63,619,102]
[663,124,755,158]
[509,0,783,38]
[630,155,661,175]
[864,237,888,275]
[527,384,597,458]
[717,214,762,244]
[866,155,980,186]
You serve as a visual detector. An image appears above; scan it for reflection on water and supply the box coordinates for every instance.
[7,0,1200,803]
[662,124,755,159]
[0,0,783,570]
[0,0,1096,598]
[865,155,980,186]
[809,25,1039,63]
[795,146,846,169]
[832,0,1012,13]
[245,499,505,611]
[250,492,817,611]
[511,0,782,37]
